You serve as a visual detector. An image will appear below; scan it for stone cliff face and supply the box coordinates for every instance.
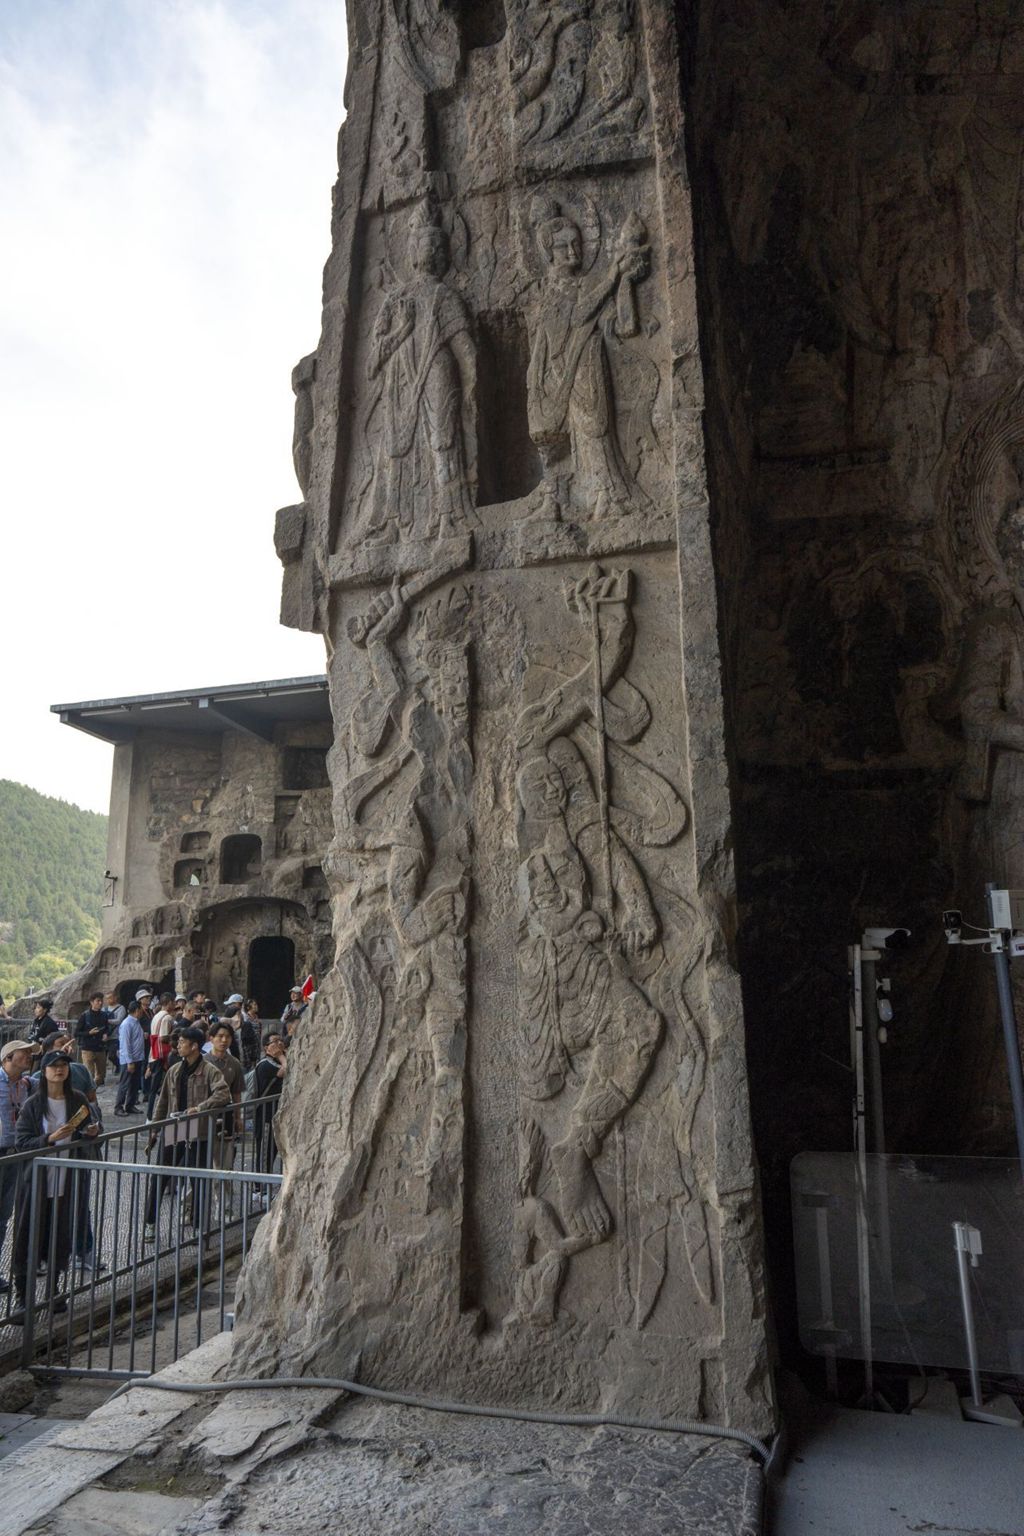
[686,1,1024,1346]
[236,0,772,1432]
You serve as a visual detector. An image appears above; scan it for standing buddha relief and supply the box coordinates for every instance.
[357,200,476,547]
[526,192,651,522]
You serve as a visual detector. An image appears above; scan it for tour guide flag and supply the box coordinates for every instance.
[301,974,316,1001]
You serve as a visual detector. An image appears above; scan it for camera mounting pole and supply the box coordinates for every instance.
[984,883,1024,1174]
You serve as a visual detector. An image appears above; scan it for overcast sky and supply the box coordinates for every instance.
[1,0,347,814]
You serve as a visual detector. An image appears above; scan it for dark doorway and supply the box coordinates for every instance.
[475,310,542,506]
[248,936,295,1019]
[220,835,262,884]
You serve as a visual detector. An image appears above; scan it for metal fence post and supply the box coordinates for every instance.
[19,1159,42,1369]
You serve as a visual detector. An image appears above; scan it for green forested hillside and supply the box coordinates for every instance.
[0,780,107,1002]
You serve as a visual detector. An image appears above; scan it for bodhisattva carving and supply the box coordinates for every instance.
[509,0,645,154]
[392,0,462,93]
[332,578,472,1210]
[527,195,650,521]
[510,566,691,1324]
[357,203,476,546]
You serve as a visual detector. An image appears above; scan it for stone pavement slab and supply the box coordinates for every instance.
[28,1485,200,1536]
[3,1332,233,1536]
[173,1397,763,1535]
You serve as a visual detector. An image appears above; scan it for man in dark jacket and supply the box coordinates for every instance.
[144,1027,229,1233]
[29,1000,56,1044]
[251,1032,288,1174]
[75,993,110,1086]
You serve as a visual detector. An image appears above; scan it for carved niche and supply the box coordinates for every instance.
[525,192,651,522]
[355,201,477,547]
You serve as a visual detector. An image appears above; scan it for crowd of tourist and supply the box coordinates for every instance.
[0,983,308,1322]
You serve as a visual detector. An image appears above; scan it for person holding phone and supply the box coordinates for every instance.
[10,1051,99,1320]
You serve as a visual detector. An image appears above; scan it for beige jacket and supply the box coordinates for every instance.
[152,1056,230,1126]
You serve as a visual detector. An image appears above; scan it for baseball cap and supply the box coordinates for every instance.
[224,993,244,1006]
[135,988,152,1001]
[0,1039,32,1061]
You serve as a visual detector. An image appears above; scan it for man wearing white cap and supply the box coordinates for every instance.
[135,988,154,1051]
[0,1039,33,1291]
[280,986,307,1032]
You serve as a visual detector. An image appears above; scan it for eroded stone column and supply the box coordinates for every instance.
[239,0,772,1435]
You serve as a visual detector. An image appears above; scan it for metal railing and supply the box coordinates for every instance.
[19,1154,281,1377]
[0,1091,283,1359]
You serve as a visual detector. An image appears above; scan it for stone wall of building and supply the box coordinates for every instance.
[240,0,773,1434]
[52,720,334,1019]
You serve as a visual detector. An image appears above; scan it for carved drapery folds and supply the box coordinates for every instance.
[508,0,648,168]
[357,201,477,546]
[253,0,771,1434]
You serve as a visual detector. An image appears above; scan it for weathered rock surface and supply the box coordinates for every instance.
[235,0,772,1437]
[683,0,1024,1348]
[174,1402,763,1536]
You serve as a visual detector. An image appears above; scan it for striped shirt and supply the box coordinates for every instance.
[0,1065,29,1149]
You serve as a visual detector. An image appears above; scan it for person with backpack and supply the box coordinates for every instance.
[239,1001,261,1072]
[144,993,176,1120]
[249,1032,288,1174]
[104,991,125,1071]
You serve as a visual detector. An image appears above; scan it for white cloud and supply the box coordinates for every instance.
[0,0,347,813]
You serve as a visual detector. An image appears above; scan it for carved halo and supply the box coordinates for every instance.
[383,197,469,283]
[525,188,602,276]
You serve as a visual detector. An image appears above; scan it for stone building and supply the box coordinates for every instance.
[49,677,333,1019]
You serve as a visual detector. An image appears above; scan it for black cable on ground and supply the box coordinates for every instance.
[107,1371,773,1462]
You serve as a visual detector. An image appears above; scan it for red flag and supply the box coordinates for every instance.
[301,974,316,1000]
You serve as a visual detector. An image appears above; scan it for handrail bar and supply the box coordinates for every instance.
[26,1156,283,1185]
[0,1090,282,1170]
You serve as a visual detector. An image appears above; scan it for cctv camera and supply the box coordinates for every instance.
[862,926,912,951]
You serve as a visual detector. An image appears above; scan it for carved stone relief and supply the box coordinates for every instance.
[508,0,649,169]
[510,566,704,1328]
[255,0,771,1436]
[355,202,477,546]
[320,573,474,1241]
[524,195,650,522]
